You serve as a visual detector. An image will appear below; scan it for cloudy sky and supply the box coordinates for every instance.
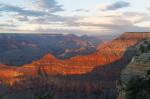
[0,0,150,35]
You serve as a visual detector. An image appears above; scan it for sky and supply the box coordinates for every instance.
[0,0,150,35]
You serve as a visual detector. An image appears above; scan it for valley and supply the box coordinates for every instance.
[0,34,102,66]
[0,32,149,99]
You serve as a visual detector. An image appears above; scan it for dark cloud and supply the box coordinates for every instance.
[31,15,64,23]
[0,3,46,17]
[36,0,64,12]
[31,14,82,25]
[103,1,130,11]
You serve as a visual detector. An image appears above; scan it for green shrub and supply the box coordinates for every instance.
[139,45,145,53]
[126,70,150,99]
[147,44,150,51]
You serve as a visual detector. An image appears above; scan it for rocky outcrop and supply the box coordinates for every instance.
[117,38,150,99]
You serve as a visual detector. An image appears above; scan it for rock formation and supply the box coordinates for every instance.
[117,38,150,99]
[1,32,150,84]
[0,32,150,99]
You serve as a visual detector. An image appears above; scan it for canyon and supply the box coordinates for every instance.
[0,34,101,66]
[0,32,150,99]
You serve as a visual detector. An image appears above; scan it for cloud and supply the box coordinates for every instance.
[31,15,65,23]
[99,1,130,11]
[123,12,150,24]
[147,7,150,10]
[15,15,29,21]
[7,11,150,35]
[36,0,64,12]
[31,14,82,26]
[0,23,17,27]
[0,0,149,36]
[75,9,90,12]
[0,22,17,32]
[0,3,46,17]
[64,11,150,35]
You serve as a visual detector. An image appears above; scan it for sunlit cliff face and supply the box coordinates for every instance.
[16,40,136,76]
[0,65,23,86]
[0,33,150,85]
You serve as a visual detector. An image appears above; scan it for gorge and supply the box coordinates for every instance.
[0,32,149,99]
